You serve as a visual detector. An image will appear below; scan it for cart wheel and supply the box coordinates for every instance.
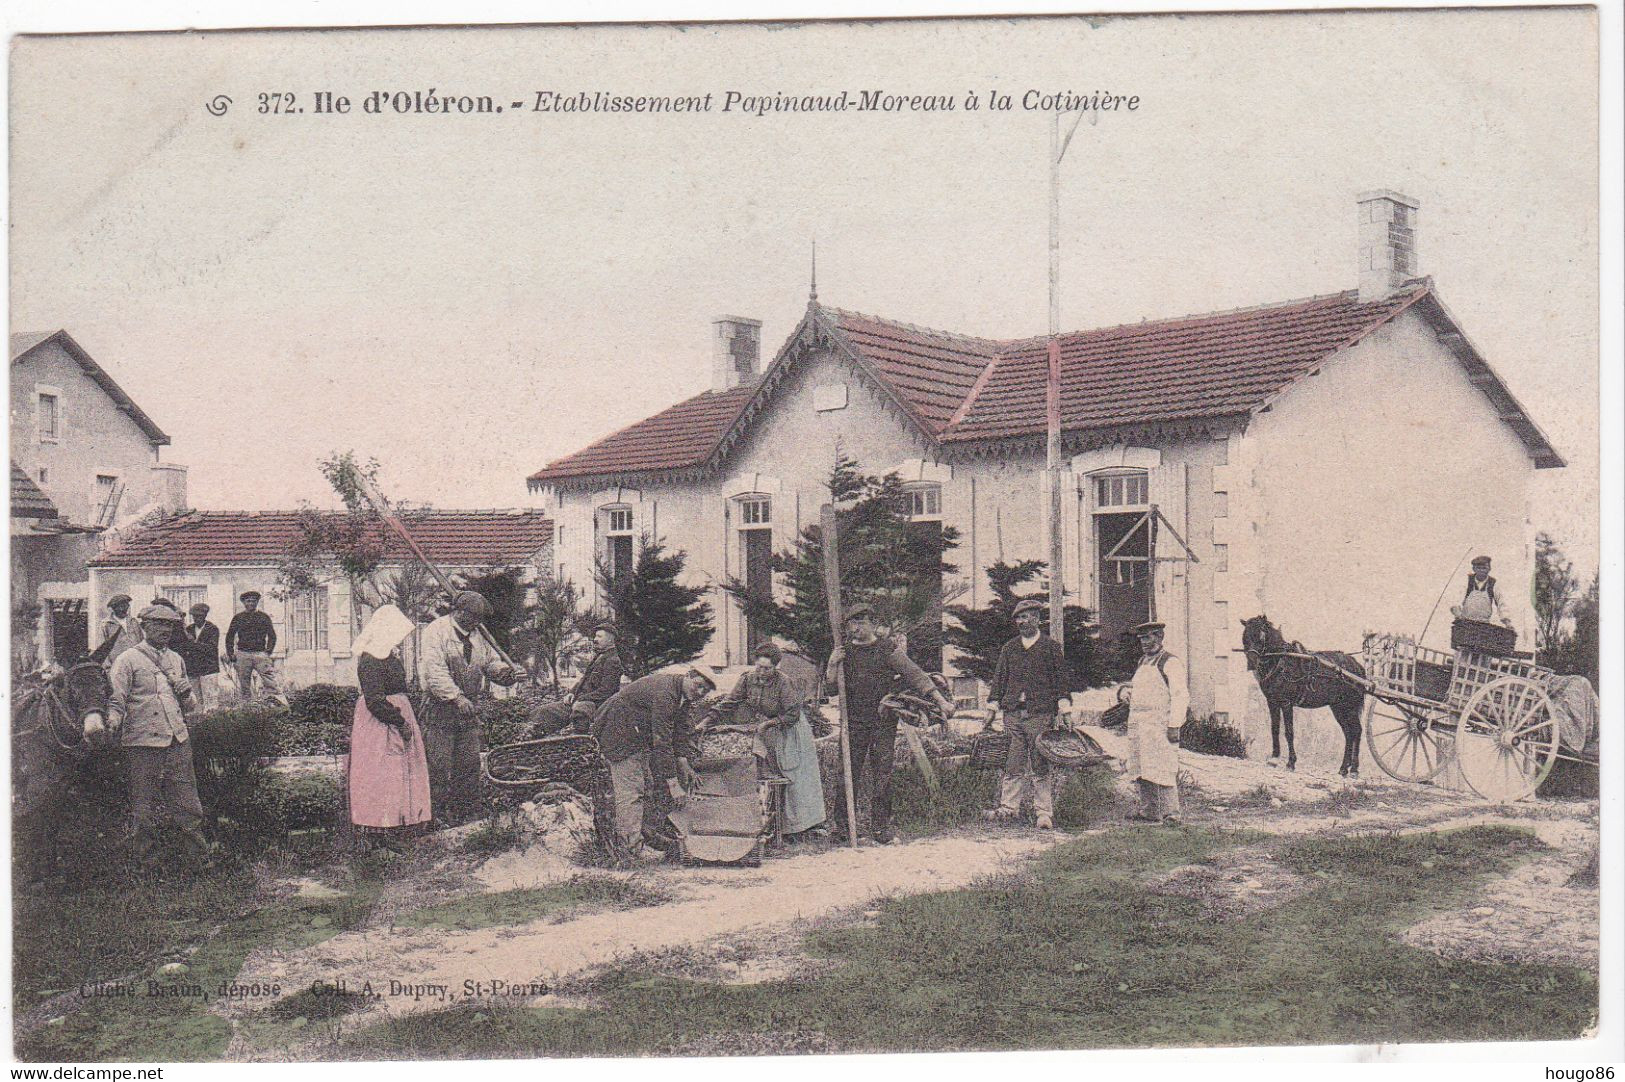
[1457,677,1558,802]
[1364,699,1448,784]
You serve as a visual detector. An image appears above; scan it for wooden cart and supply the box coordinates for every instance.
[1355,633,1598,801]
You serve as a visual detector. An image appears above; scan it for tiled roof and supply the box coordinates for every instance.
[527,281,1562,483]
[90,509,553,568]
[11,462,59,519]
[11,330,170,445]
[528,383,758,483]
[943,287,1425,442]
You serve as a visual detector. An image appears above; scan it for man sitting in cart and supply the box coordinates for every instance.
[1450,555,1514,628]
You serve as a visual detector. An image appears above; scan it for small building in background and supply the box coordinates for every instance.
[10,330,188,666]
[87,509,554,688]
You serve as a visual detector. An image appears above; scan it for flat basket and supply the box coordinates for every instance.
[1035,729,1112,770]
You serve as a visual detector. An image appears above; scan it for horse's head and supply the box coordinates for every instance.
[1240,615,1283,670]
[60,662,113,742]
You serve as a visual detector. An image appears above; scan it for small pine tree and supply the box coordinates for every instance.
[597,537,714,676]
[943,559,1110,692]
[453,566,526,655]
[721,451,960,668]
[515,576,590,689]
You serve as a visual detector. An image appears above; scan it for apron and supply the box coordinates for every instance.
[348,692,431,828]
[1461,579,1496,621]
[760,705,827,834]
[1125,653,1180,786]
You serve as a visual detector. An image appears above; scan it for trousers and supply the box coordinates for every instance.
[234,651,280,697]
[126,739,209,865]
[608,751,652,848]
[833,718,898,834]
[422,701,484,823]
[1137,778,1180,819]
[999,710,1055,818]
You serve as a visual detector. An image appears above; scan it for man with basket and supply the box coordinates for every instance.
[982,599,1073,830]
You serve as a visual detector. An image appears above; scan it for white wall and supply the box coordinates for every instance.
[1238,308,1541,768]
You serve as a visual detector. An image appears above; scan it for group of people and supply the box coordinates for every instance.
[97,588,282,707]
[97,572,1191,873]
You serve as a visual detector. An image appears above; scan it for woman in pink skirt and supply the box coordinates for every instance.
[348,605,431,852]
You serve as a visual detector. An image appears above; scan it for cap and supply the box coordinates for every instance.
[240,590,262,602]
[138,604,185,624]
[108,593,132,607]
[845,602,875,621]
[452,590,490,617]
[1131,621,1166,635]
[753,641,783,664]
[1471,555,1492,568]
[189,602,210,615]
[1012,599,1046,618]
[686,667,718,691]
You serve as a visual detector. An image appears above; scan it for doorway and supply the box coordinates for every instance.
[1096,511,1151,668]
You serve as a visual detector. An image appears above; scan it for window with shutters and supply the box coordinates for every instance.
[160,585,208,614]
[38,391,60,441]
[291,588,329,651]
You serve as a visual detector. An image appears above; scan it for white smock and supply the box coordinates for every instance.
[1125,650,1189,786]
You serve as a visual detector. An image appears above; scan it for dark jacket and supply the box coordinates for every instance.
[183,620,221,677]
[357,653,409,727]
[225,610,277,655]
[573,648,624,707]
[835,638,935,728]
[591,672,697,781]
[989,634,1069,717]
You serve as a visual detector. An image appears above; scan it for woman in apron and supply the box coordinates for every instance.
[348,605,431,853]
[716,641,828,841]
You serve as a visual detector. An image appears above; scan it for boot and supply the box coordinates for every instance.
[983,776,1023,823]
[1033,775,1055,830]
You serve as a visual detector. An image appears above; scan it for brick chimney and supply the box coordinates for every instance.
[1357,190,1420,303]
[712,316,762,392]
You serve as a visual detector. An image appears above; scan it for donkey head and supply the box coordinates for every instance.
[1240,615,1283,670]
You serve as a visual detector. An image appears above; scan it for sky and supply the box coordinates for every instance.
[8,9,1602,573]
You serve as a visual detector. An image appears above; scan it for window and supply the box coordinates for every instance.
[38,393,59,440]
[902,484,941,520]
[161,585,208,614]
[37,467,48,483]
[1094,472,1148,508]
[738,496,771,526]
[290,588,329,651]
[602,506,634,582]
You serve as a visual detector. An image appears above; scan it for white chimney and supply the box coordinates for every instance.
[712,316,762,392]
[1357,190,1420,303]
[150,463,189,514]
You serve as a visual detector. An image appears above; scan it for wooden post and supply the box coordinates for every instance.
[354,474,519,670]
[820,504,860,849]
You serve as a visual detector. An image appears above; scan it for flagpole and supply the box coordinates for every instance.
[1047,111,1066,647]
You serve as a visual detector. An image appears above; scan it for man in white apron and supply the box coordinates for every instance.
[1450,555,1513,627]
[1124,621,1188,824]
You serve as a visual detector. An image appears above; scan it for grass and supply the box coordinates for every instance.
[889,761,1121,835]
[337,824,1595,1059]
[395,874,672,932]
[13,861,386,1062]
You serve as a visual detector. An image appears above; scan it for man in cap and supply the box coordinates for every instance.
[591,666,715,858]
[107,604,212,871]
[826,602,954,845]
[183,603,223,711]
[531,625,625,736]
[419,590,513,823]
[983,598,1073,830]
[225,590,281,700]
[1451,555,1514,629]
[1123,621,1188,824]
[94,594,142,666]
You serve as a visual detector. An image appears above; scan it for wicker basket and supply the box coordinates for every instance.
[969,727,1011,770]
[483,736,626,864]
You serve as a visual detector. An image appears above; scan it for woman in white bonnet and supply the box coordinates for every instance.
[348,605,431,852]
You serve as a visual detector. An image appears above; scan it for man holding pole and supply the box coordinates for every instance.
[826,603,954,845]
[419,590,514,824]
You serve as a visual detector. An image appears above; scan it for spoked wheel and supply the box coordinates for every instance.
[1364,699,1449,784]
[1456,676,1559,802]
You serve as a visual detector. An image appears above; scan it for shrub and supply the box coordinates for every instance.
[1179,713,1248,759]
[190,704,286,762]
[287,683,360,728]
[478,697,533,748]
[213,769,344,836]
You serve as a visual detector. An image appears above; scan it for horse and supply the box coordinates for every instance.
[1240,615,1366,777]
[11,661,114,882]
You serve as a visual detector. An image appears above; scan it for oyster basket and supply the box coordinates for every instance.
[968,726,1011,771]
[483,735,627,864]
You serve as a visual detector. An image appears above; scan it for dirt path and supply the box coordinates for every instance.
[218,744,1599,1058]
